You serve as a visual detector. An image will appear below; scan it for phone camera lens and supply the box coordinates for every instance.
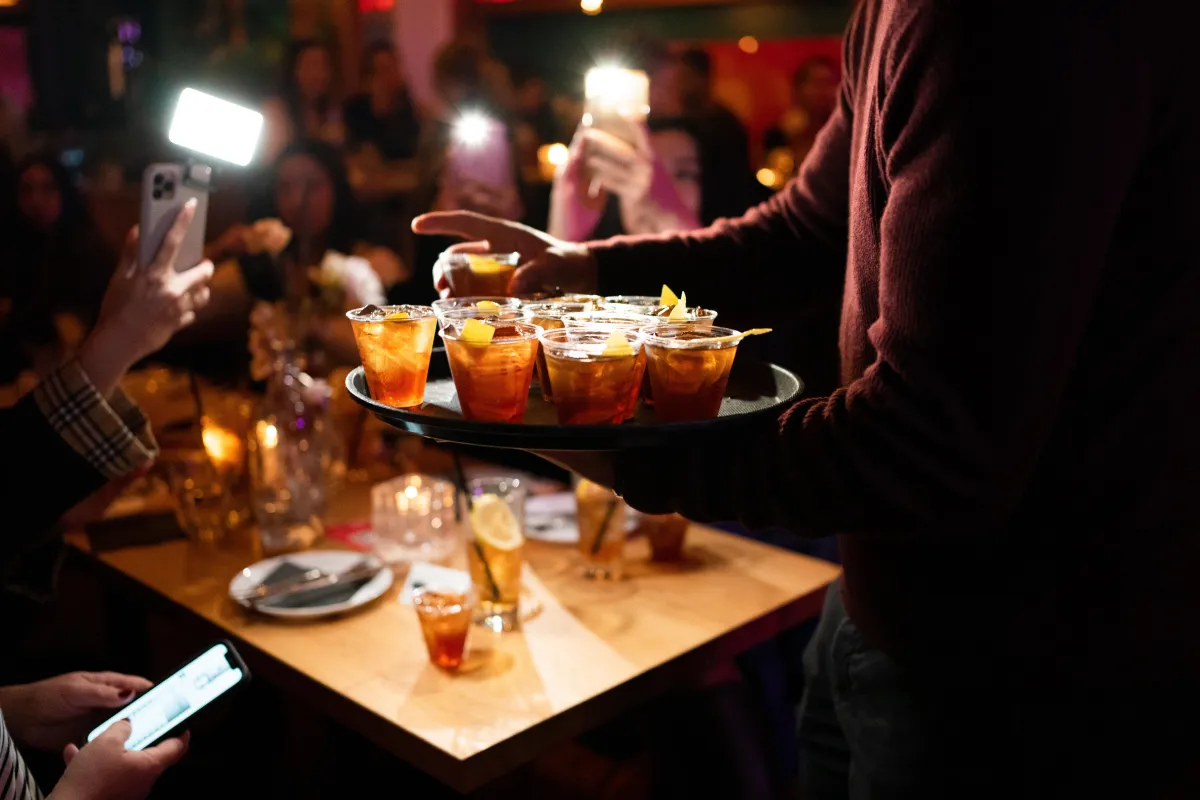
[153,173,164,185]
[163,180,176,192]
[152,189,163,200]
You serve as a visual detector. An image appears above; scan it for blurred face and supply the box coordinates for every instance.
[17,164,62,230]
[370,51,401,94]
[275,154,334,238]
[295,46,333,100]
[797,63,838,117]
[650,129,701,220]
[677,66,708,105]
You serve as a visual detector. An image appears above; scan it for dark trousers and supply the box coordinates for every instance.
[797,579,1200,799]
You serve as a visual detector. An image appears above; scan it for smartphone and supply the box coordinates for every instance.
[86,641,250,751]
[447,114,514,191]
[138,162,210,271]
[584,67,649,147]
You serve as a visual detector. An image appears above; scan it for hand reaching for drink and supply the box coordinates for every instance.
[411,212,597,299]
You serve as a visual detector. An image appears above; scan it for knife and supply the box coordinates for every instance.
[235,561,382,604]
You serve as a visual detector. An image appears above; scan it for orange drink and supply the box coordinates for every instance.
[565,310,660,417]
[641,513,689,562]
[441,319,539,423]
[440,252,519,296]
[413,586,476,670]
[539,327,645,424]
[347,304,438,408]
[575,477,626,580]
[523,301,595,402]
[465,477,526,632]
[436,306,530,331]
[643,325,740,422]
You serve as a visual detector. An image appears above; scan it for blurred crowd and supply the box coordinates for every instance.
[0,34,840,392]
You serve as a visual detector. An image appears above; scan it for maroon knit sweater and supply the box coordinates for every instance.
[594,0,1200,689]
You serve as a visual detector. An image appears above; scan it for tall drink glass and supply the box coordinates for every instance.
[575,476,626,580]
[347,305,438,408]
[465,476,527,632]
[441,320,540,422]
[643,325,741,422]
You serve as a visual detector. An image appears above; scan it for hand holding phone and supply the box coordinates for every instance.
[58,722,189,800]
[86,641,249,751]
[447,113,515,192]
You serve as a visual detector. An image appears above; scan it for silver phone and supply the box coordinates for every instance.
[138,163,211,271]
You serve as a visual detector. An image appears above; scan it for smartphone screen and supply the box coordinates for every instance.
[87,643,247,750]
[447,115,513,190]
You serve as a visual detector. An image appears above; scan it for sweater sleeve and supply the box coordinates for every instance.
[613,4,1146,536]
[589,53,854,317]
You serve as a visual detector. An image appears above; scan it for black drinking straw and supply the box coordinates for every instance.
[590,497,620,556]
[451,452,500,600]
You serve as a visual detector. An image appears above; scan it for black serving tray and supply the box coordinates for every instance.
[346,349,803,452]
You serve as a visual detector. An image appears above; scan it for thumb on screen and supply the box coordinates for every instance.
[100,718,134,746]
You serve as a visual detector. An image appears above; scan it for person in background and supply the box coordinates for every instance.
[0,155,116,384]
[200,141,396,364]
[343,42,421,163]
[510,63,561,149]
[549,116,755,241]
[1,203,211,800]
[261,39,345,163]
[675,47,751,179]
[764,56,840,169]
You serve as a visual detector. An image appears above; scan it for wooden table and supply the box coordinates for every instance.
[75,484,839,794]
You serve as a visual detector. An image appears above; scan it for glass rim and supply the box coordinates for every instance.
[436,306,532,324]
[538,325,646,356]
[431,296,523,312]
[561,310,660,328]
[643,324,741,349]
[439,319,542,343]
[650,306,719,322]
[542,293,604,303]
[466,474,527,495]
[438,251,520,268]
[603,295,661,305]
[523,301,598,320]
[412,583,478,610]
[345,304,436,322]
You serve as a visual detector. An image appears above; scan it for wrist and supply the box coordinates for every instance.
[78,327,136,398]
[0,684,30,739]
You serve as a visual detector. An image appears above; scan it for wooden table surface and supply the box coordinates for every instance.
[76,482,839,793]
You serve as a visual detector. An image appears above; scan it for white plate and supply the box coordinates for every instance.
[228,551,393,620]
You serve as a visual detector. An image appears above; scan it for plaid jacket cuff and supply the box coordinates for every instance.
[33,360,158,481]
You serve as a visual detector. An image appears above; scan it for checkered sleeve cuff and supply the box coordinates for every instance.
[33,360,158,481]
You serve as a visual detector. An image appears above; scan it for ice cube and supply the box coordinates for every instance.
[359,304,388,321]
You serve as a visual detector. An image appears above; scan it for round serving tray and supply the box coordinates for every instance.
[345,351,803,452]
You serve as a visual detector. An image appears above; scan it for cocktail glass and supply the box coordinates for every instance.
[413,584,477,670]
[643,324,740,422]
[641,513,690,562]
[523,301,596,402]
[347,305,438,408]
[651,306,719,328]
[544,293,604,305]
[465,476,526,632]
[564,310,661,417]
[539,327,645,424]
[602,295,665,316]
[575,476,626,579]
[440,252,519,297]
[441,320,540,423]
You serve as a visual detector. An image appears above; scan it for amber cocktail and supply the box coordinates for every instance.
[565,311,661,418]
[643,325,740,422]
[347,305,438,408]
[575,477,626,580]
[539,327,645,424]
[523,301,594,402]
[441,252,519,297]
[441,319,539,422]
[641,513,690,562]
[413,585,476,670]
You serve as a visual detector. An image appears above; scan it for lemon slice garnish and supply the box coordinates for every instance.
[386,310,409,320]
[475,300,501,310]
[470,494,524,551]
[466,255,508,275]
[660,285,679,308]
[601,329,634,357]
[668,291,688,321]
[460,318,496,344]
